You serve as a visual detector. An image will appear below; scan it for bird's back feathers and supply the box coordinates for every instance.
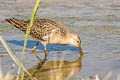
[5,18,68,40]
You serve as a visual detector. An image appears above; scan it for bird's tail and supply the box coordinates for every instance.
[5,18,28,32]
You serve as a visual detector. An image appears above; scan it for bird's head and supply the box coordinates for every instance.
[67,33,82,51]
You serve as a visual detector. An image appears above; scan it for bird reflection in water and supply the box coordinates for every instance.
[24,51,83,80]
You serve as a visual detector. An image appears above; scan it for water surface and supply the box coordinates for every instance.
[0,0,120,80]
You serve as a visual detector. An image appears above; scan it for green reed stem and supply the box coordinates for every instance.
[103,72,112,80]
[17,0,40,80]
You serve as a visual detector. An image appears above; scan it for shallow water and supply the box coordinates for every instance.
[0,0,120,80]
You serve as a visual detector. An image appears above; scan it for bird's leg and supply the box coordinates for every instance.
[37,45,47,69]
[32,41,42,61]
[32,41,39,56]
[43,44,47,59]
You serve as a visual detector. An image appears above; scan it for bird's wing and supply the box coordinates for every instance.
[29,19,68,40]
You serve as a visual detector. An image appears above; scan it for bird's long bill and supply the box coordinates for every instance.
[79,47,83,54]
[77,44,83,55]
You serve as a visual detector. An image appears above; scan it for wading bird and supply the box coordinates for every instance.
[5,18,82,60]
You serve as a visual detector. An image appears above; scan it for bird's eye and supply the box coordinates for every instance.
[77,40,79,43]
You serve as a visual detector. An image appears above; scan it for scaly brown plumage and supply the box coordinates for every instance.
[5,18,82,60]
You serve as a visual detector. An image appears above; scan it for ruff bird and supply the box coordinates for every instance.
[5,18,82,59]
